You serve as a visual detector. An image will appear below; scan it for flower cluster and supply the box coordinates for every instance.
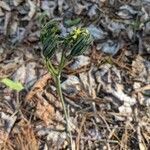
[64,28,92,60]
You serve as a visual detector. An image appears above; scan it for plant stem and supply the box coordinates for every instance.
[46,58,58,75]
[55,74,73,149]
[58,53,66,74]
[46,58,73,149]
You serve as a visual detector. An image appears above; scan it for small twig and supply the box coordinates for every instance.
[74,136,119,144]
[134,84,150,93]
[134,107,147,150]
[76,116,86,150]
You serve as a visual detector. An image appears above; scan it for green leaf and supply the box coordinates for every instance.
[65,28,93,59]
[64,18,81,27]
[0,78,24,92]
[37,12,49,27]
[40,20,61,59]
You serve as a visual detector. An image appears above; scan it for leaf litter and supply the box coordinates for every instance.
[0,0,150,149]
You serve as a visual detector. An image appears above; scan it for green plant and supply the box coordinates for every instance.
[0,78,24,92]
[40,20,92,149]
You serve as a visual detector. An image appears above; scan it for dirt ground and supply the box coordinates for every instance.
[0,0,150,150]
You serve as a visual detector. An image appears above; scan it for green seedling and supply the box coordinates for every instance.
[40,20,92,149]
[0,78,24,92]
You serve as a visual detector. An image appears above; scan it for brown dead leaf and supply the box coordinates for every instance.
[0,7,4,16]
[13,0,24,6]
[4,12,11,35]
[26,73,51,100]
[36,96,55,125]
[26,73,55,125]
[0,130,7,145]
[132,56,145,75]
[0,1,11,11]
[27,0,36,19]
[0,112,17,147]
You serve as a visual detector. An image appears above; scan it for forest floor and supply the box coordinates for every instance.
[0,0,150,149]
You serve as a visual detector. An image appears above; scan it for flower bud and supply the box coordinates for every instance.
[65,28,92,59]
[40,21,60,59]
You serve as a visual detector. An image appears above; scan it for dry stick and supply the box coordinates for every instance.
[134,84,150,93]
[76,116,86,150]
[98,114,121,143]
[120,122,128,150]
[75,136,119,144]
[134,107,147,150]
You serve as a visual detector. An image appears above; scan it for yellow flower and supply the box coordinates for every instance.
[72,28,82,39]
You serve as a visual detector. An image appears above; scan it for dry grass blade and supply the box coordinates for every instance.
[12,123,38,150]
[0,123,38,150]
[134,84,150,93]
[12,124,39,150]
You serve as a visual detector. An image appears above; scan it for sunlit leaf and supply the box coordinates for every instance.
[1,78,24,92]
